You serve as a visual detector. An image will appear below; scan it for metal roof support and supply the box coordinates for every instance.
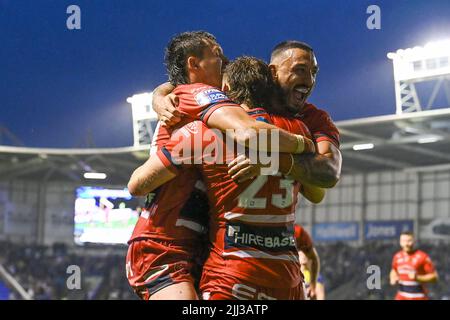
[388,40,450,114]
[36,180,47,245]
[397,81,421,113]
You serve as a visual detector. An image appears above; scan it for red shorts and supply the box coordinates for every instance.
[199,269,305,300]
[126,238,198,300]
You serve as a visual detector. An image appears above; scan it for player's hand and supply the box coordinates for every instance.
[304,137,316,154]
[390,272,399,285]
[408,272,417,281]
[307,282,317,300]
[228,154,261,183]
[153,93,181,127]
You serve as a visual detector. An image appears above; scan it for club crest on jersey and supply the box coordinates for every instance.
[194,88,228,106]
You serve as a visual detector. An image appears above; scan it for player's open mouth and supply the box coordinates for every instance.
[293,86,308,102]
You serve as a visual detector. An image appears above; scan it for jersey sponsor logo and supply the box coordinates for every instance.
[225,223,296,252]
[194,88,229,106]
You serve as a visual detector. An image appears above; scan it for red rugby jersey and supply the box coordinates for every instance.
[392,249,436,300]
[128,122,205,243]
[297,103,340,148]
[129,84,237,243]
[157,108,313,288]
[173,83,241,124]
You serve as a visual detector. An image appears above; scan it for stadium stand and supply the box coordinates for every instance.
[1,239,448,300]
[0,241,137,300]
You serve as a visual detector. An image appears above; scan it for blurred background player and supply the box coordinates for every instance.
[390,231,438,300]
[298,251,325,300]
[294,223,325,300]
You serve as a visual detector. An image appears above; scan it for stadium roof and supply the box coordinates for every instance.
[1,108,450,183]
[0,145,150,185]
[339,107,450,173]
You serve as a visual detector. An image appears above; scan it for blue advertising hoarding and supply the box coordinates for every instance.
[364,220,414,240]
[312,222,359,242]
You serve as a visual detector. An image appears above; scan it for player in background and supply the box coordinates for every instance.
[390,231,438,300]
[298,251,325,300]
[294,224,325,300]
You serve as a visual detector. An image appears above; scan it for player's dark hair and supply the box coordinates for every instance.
[270,40,314,62]
[400,231,414,237]
[224,56,275,109]
[165,31,217,86]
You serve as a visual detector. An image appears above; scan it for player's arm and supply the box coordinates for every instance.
[416,271,438,283]
[207,106,315,154]
[303,247,321,294]
[282,154,325,203]
[289,140,342,188]
[315,282,325,300]
[127,156,177,196]
[413,256,439,283]
[299,183,325,204]
[389,268,399,286]
[228,140,340,189]
[152,84,314,154]
[228,153,325,203]
[227,152,325,203]
[152,82,182,126]
[128,120,206,197]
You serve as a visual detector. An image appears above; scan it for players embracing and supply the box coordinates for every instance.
[126,31,342,300]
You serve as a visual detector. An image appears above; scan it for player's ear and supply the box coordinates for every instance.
[269,64,278,81]
[187,56,200,71]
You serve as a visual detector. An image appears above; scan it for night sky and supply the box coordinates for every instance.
[1,0,450,148]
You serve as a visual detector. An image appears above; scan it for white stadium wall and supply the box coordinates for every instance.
[1,170,449,245]
[0,180,39,243]
[42,182,77,246]
[0,180,75,245]
[296,170,450,242]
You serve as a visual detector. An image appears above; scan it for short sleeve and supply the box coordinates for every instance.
[175,84,242,122]
[157,121,214,172]
[301,104,340,148]
[295,225,314,252]
[422,254,436,274]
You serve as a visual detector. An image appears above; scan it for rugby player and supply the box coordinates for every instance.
[126,32,315,300]
[153,40,342,189]
[294,224,324,300]
[390,231,438,300]
[130,55,328,299]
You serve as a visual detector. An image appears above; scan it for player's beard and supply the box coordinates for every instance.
[267,85,301,118]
